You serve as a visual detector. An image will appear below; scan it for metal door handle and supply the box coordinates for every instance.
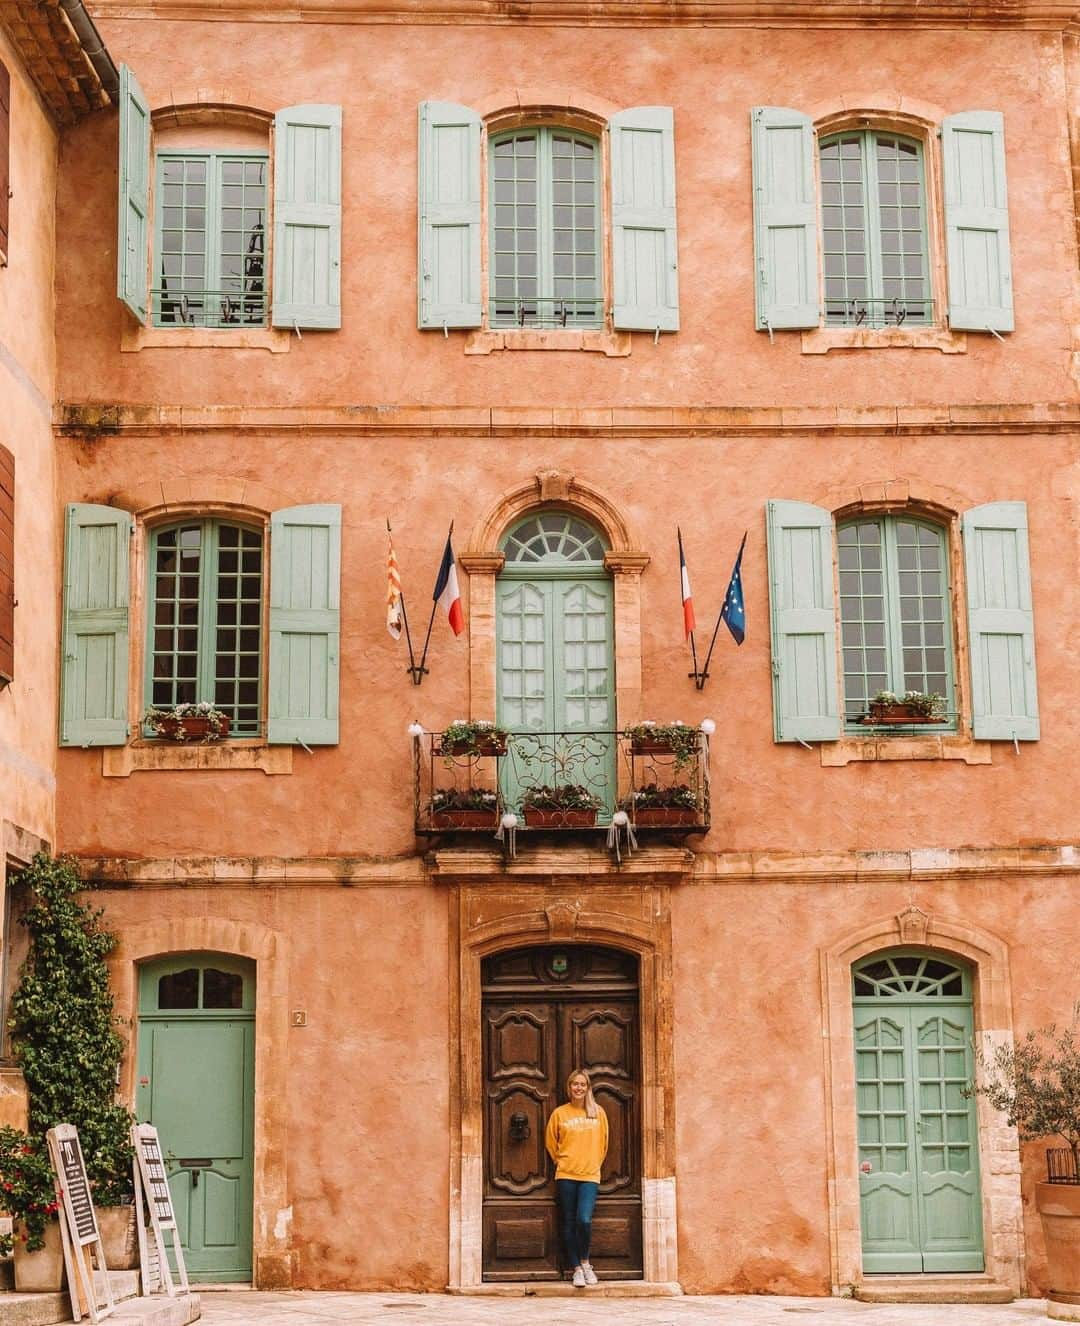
[509,1112,530,1142]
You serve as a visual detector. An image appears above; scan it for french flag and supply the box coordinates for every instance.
[678,529,696,640]
[434,531,465,636]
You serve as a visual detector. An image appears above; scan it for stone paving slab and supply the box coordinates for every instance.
[198,1292,1052,1326]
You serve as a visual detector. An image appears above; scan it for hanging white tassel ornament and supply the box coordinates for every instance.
[607,809,637,864]
[407,721,424,738]
[496,812,519,858]
[699,719,714,811]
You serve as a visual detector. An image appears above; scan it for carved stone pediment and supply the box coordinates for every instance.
[896,905,930,944]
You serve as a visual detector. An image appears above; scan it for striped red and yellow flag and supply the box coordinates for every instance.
[387,526,404,640]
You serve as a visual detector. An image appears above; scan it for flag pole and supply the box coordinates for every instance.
[388,519,421,684]
[698,530,747,690]
[414,520,453,684]
[679,527,701,686]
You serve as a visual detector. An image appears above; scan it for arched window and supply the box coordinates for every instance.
[852,952,969,999]
[501,512,608,565]
[837,514,953,724]
[820,130,930,327]
[146,518,264,735]
[489,128,602,330]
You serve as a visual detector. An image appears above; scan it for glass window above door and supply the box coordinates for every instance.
[501,513,608,565]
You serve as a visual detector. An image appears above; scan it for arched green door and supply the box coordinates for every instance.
[136,955,255,1283]
[497,514,616,816]
[853,952,984,1273]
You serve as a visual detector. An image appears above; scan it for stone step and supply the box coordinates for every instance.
[0,1269,148,1326]
[855,1275,1015,1304]
[450,1280,684,1297]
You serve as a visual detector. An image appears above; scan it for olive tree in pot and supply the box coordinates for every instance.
[3,853,137,1280]
[967,1003,1080,1317]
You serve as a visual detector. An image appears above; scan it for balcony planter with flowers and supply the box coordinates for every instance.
[626,721,700,769]
[522,784,602,828]
[623,783,699,827]
[439,719,509,760]
[144,701,232,742]
[430,787,499,829]
[861,690,946,725]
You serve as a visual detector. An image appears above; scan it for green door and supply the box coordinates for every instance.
[853,952,984,1274]
[136,956,255,1283]
[496,513,615,816]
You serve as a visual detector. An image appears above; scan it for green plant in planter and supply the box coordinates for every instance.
[621,783,698,811]
[0,1127,58,1255]
[8,854,135,1218]
[522,784,602,811]
[965,1001,1080,1180]
[870,690,946,718]
[439,719,509,765]
[625,721,701,770]
[430,788,498,813]
[144,701,231,741]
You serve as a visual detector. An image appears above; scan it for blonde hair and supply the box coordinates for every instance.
[566,1068,599,1119]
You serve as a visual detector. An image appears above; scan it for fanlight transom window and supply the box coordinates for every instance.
[853,953,968,999]
[501,513,608,565]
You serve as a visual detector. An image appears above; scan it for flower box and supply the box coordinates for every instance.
[862,704,945,725]
[431,809,498,829]
[523,807,598,829]
[444,738,507,757]
[151,714,231,742]
[632,807,697,827]
[631,738,676,755]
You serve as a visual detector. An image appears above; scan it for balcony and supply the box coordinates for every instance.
[413,727,711,849]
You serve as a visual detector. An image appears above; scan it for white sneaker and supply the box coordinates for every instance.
[572,1267,586,1288]
[582,1263,599,1286]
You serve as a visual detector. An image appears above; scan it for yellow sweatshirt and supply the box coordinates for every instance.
[545,1103,609,1182]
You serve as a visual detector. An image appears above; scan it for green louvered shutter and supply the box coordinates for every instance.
[766,500,840,742]
[417,101,482,329]
[60,504,131,747]
[961,501,1038,740]
[942,111,1013,333]
[272,105,342,330]
[609,106,679,332]
[751,107,819,331]
[268,504,341,745]
[117,65,150,324]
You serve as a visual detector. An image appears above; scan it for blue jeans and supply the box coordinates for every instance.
[555,1178,599,1268]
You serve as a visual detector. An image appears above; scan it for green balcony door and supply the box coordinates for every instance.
[497,513,616,816]
[136,956,255,1283]
[853,952,984,1273]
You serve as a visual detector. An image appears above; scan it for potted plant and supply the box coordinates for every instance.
[144,700,232,742]
[0,1127,63,1290]
[429,787,499,829]
[967,1003,1080,1310]
[625,721,701,769]
[521,784,602,828]
[862,690,946,724]
[439,719,509,759]
[622,782,699,827]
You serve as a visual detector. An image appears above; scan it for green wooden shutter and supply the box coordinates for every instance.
[268,504,340,745]
[417,101,482,329]
[751,107,819,331]
[941,111,1013,333]
[766,499,840,742]
[609,106,679,332]
[272,105,342,331]
[961,501,1038,740]
[60,504,132,747]
[117,64,150,324]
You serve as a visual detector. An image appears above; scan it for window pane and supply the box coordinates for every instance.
[213,524,263,735]
[158,968,199,1009]
[150,525,202,712]
[203,969,244,1009]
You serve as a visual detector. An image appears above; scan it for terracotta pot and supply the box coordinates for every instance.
[153,714,231,742]
[444,738,506,757]
[863,703,945,725]
[630,738,675,754]
[632,807,697,827]
[431,809,497,829]
[1036,1181,1080,1306]
[98,1204,139,1270]
[12,1219,64,1292]
[523,807,597,828]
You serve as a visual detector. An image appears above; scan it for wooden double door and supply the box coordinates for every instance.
[482,945,642,1281]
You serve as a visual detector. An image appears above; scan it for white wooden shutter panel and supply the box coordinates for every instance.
[942,111,1013,333]
[417,101,482,329]
[751,107,819,331]
[609,106,679,332]
[117,65,150,324]
[766,500,840,742]
[961,501,1038,739]
[272,104,342,330]
[268,504,341,745]
[60,504,132,747]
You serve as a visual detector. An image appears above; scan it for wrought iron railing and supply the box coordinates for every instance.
[151,288,267,328]
[488,297,603,330]
[413,727,711,841]
[825,296,933,328]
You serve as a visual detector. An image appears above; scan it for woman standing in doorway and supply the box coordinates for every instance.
[545,1068,609,1287]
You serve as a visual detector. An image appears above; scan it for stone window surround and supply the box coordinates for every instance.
[801,96,966,355]
[821,906,1023,1296]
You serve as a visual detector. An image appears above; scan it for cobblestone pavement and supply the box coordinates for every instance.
[198,1292,1052,1326]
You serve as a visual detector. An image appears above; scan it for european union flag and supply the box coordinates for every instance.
[719,533,747,645]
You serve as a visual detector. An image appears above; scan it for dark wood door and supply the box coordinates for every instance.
[481,945,641,1281]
